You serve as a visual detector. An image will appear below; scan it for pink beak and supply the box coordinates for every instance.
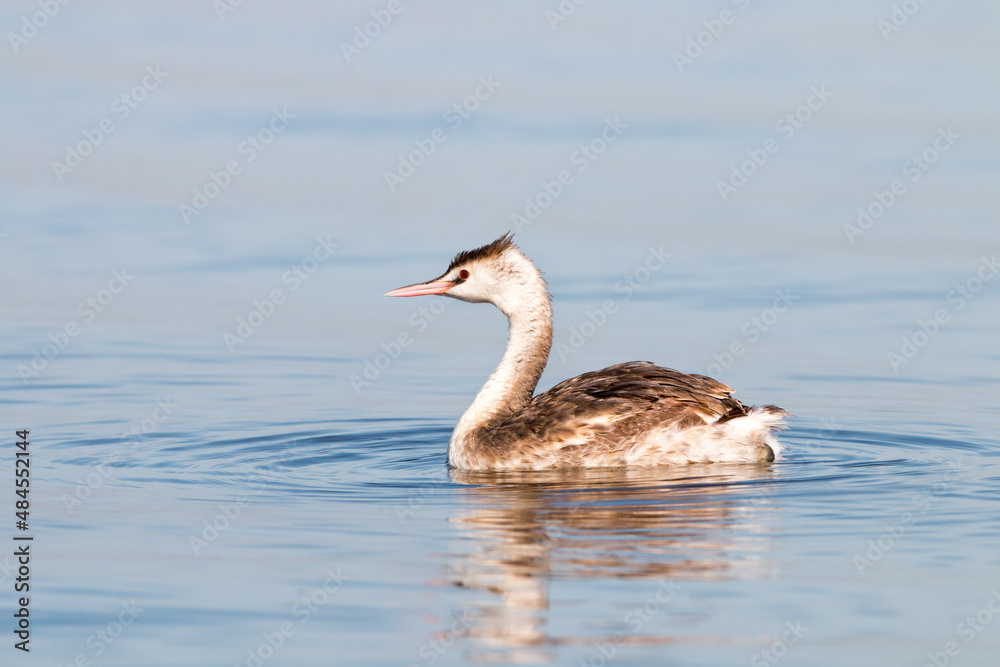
[384,280,455,297]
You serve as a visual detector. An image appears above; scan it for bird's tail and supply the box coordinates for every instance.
[726,405,787,460]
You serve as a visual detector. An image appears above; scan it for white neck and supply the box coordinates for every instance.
[449,264,552,461]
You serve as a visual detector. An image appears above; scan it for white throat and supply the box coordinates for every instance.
[449,253,553,461]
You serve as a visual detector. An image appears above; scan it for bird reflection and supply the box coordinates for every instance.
[443,464,780,664]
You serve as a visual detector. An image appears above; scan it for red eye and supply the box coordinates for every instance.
[459,269,470,280]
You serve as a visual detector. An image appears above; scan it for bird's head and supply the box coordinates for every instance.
[384,233,548,316]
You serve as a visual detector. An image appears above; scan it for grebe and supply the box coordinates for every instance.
[385,234,785,470]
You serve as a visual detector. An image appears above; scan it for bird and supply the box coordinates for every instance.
[385,233,786,471]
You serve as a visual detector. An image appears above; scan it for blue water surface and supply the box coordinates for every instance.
[1,2,998,665]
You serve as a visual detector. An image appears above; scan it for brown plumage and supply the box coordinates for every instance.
[385,235,786,470]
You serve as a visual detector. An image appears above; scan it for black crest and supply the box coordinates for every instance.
[447,232,516,271]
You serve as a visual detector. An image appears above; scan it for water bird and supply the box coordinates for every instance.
[385,234,785,470]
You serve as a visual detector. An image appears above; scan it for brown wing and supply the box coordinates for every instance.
[487,362,748,450]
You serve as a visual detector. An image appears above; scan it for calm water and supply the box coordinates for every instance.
[2,2,999,665]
